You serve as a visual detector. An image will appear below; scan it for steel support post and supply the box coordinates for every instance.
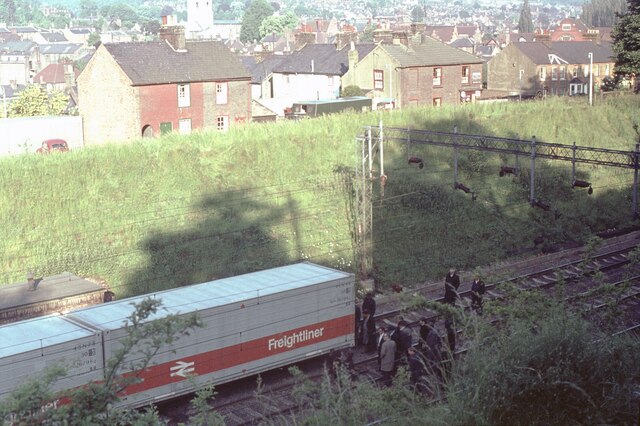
[634,143,639,219]
[453,126,459,188]
[530,136,536,204]
[572,141,576,182]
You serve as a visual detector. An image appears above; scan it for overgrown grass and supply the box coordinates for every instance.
[1,95,639,296]
[276,291,640,426]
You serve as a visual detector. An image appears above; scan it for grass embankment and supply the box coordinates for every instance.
[1,95,639,297]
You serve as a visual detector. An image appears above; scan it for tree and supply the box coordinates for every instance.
[612,0,640,91]
[518,0,533,33]
[0,0,17,25]
[79,0,98,18]
[87,31,101,48]
[359,23,375,42]
[341,85,364,97]
[239,0,273,43]
[9,86,68,117]
[582,0,627,27]
[411,5,424,23]
[258,12,298,39]
[0,299,201,424]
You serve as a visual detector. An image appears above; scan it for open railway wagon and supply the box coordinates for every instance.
[0,262,355,411]
[0,272,107,325]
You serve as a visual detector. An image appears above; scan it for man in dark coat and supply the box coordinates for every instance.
[470,275,486,314]
[361,310,377,354]
[443,268,460,305]
[392,320,413,363]
[407,346,426,391]
[362,292,376,317]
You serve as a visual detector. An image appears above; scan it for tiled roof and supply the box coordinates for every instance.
[33,63,80,84]
[241,54,287,83]
[513,41,613,64]
[41,33,68,42]
[382,37,483,68]
[40,43,83,55]
[69,28,91,34]
[450,37,474,49]
[0,41,36,54]
[8,26,39,33]
[0,84,26,98]
[456,25,477,37]
[272,43,375,75]
[425,26,455,42]
[103,40,251,85]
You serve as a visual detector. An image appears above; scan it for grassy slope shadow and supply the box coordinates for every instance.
[126,190,299,294]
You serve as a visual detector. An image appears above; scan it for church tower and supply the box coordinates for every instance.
[186,0,214,39]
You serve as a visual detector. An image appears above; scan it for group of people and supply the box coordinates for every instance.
[352,268,488,391]
[444,267,486,314]
[355,293,455,391]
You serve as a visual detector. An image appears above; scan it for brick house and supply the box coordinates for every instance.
[77,24,251,145]
[343,35,484,108]
[270,43,375,102]
[487,41,614,98]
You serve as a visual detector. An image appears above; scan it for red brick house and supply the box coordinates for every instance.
[77,24,251,145]
[344,35,484,108]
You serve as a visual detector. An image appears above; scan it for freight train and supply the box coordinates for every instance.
[0,262,355,411]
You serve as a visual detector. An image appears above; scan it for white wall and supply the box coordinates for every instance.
[271,73,341,102]
[0,115,83,156]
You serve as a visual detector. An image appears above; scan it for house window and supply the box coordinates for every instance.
[562,23,571,31]
[433,67,442,86]
[216,82,228,104]
[584,65,590,77]
[594,65,600,76]
[560,66,566,80]
[373,69,384,90]
[539,67,546,81]
[551,66,558,81]
[605,64,610,76]
[160,122,172,135]
[472,71,481,84]
[461,66,470,84]
[216,115,228,132]
[179,118,192,134]
[178,84,190,108]
[433,97,442,107]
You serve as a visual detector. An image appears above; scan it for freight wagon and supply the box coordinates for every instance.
[0,262,355,410]
[0,272,109,325]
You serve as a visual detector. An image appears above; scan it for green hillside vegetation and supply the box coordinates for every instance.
[1,95,639,297]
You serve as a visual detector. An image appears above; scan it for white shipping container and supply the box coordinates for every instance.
[68,262,355,407]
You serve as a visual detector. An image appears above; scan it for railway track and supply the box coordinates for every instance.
[159,233,640,425]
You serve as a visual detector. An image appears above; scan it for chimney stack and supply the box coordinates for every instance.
[373,28,393,44]
[26,272,36,291]
[348,41,358,72]
[159,16,186,52]
[294,32,315,50]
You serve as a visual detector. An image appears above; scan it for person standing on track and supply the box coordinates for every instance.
[470,274,486,314]
[379,329,397,387]
[362,292,376,317]
[443,268,460,306]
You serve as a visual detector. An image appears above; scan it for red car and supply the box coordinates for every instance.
[36,139,70,153]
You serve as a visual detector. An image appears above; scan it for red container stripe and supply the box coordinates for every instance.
[121,315,354,395]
